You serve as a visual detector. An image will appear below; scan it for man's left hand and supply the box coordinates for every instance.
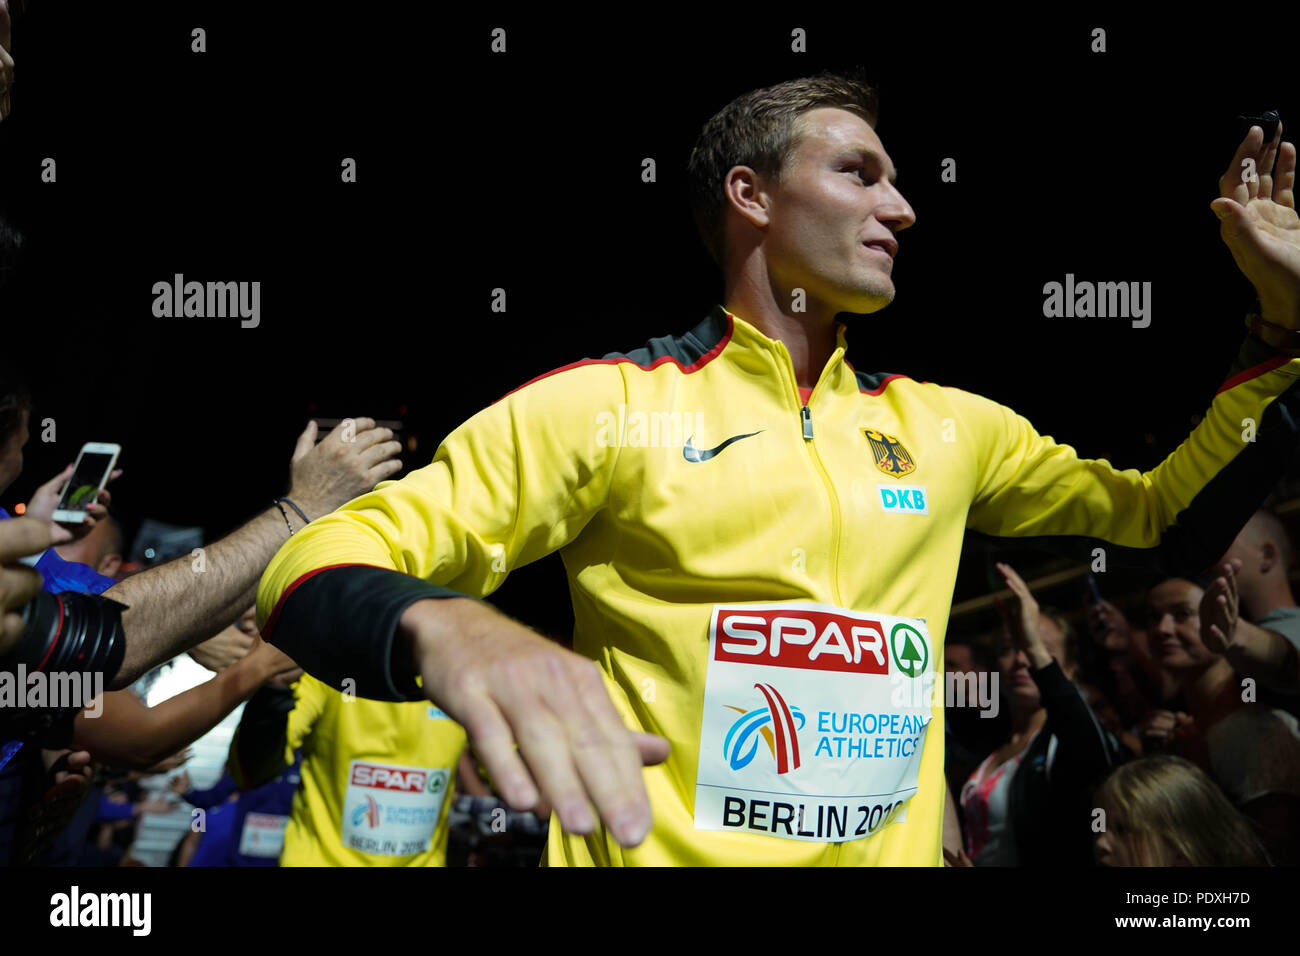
[1213,122,1300,327]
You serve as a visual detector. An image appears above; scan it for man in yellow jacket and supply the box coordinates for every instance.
[256,72,1300,865]
[231,675,466,866]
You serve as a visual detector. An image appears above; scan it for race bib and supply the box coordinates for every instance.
[694,602,934,843]
[340,760,450,858]
[238,812,289,859]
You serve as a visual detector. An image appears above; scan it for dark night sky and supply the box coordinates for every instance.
[0,7,1295,637]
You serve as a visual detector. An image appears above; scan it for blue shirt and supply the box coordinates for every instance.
[0,505,118,595]
[188,754,303,866]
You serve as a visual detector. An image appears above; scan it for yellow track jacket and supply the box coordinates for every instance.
[231,676,466,866]
[256,304,1300,866]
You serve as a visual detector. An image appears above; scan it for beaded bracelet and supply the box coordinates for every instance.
[278,497,310,524]
[273,499,295,536]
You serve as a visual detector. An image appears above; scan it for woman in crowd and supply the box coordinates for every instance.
[960,562,1118,866]
[1094,754,1269,865]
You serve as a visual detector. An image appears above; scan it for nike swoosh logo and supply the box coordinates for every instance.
[683,430,763,463]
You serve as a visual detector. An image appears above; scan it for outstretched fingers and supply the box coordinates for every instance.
[1275,140,1296,210]
[456,694,539,811]
[1259,121,1283,202]
[540,658,657,846]
[1220,125,1265,206]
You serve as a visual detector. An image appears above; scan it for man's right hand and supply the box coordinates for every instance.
[1,517,70,657]
[400,597,670,848]
[286,418,403,519]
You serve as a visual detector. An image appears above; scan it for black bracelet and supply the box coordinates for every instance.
[279,497,311,524]
[273,499,295,537]
[1245,313,1300,356]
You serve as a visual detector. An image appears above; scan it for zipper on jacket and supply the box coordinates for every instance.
[776,342,844,607]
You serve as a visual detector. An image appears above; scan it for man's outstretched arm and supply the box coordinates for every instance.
[960,121,1300,576]
[256,362,670,848]
[108,418,400,688]
[75,638,299,769]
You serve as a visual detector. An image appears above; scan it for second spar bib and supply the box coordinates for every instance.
[694,601,935,843]
[340,760,450,858]
[238,812,289,859]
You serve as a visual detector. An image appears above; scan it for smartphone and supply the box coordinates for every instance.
[1084,571,1103,606]
[51,442,120,524]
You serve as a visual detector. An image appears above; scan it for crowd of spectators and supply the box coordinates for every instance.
[944,511,1300,866]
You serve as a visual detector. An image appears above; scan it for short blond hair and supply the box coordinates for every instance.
[686,70,880,268]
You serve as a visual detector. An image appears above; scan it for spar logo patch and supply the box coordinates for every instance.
[863,428,916,478]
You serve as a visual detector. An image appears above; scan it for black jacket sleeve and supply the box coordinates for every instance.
[1030,660,1116,789]
[263,566,473,703]
[228,684,295,791]
[1010,662,1119,865]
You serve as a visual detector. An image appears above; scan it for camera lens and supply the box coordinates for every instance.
[9,590,126,679]
[1,590,128,743]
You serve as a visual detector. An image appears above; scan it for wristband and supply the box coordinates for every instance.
[1245,313,1300,355]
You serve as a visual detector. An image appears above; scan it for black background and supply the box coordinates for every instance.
[1,5,1295,638]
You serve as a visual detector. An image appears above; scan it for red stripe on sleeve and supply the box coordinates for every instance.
[1216,355,1291,396]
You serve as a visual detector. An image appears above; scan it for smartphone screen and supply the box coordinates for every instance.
[57,451,116,512]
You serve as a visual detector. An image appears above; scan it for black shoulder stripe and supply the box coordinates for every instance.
[599,305,730,368]
[853,368,893,392]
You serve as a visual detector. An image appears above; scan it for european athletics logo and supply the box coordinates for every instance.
[351,795,381,829]
[722,683,805,774]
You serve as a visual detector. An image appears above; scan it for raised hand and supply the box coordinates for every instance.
[286,418,403,519]
[1212,121,1300,329]
[994,561,1041,650]
[1200,559,1242,655]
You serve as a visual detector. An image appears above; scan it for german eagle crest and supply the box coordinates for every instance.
[863,428,916,478]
